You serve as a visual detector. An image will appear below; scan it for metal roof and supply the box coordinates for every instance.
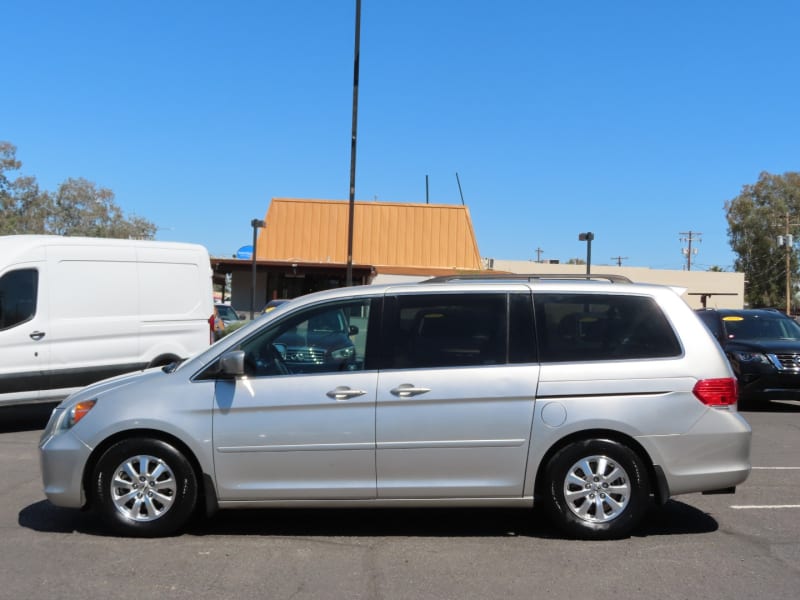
[255,198,482,270]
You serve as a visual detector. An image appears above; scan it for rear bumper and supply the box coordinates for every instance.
[639,408,752,498]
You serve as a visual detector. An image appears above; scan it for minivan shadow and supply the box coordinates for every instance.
[19,500,718,539]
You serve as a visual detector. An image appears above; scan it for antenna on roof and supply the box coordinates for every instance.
[456,172,465,205]
[425,175,429,204]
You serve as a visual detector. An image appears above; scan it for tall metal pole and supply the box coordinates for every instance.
[579,232,594,275]
[346,0,361,287]
[250,219,265,319]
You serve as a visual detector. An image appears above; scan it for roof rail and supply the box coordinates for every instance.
[422,273,633,284]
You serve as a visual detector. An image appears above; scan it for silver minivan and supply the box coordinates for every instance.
[39,277,752,539]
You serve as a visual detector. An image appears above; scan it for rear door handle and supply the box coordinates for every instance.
[326,386,367,400]
[29,331,46,341]
[390,384,431,397]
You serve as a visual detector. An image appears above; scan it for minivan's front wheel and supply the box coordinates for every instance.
[92,438,198,537]
[542,439,649,540]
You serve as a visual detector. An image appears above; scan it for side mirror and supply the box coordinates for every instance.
[349,324,359,336]
[272,342,287,359]
[219,350,245,377]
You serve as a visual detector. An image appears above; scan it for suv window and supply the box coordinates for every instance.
[240,298,372,376]
[0,268,38,331]
[534,293,681,362]
[383,293,530,369]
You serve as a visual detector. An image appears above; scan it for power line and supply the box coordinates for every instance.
[679,231,702,271]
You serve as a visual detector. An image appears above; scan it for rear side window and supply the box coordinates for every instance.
[382,293,511,369]
[0,268,38,330]
[534,293,682,362]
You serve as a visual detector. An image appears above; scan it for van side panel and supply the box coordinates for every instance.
[47,245,141,393]
[0,235,213,406]
[136,246,214,362]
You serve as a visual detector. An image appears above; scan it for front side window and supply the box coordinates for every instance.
[0,269,38,331]
[534,293,682,362]
[240,298,373,376]
[382,293,509,369]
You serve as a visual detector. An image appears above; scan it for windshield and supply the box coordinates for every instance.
[723,314,800,341]
[216,305,239,321]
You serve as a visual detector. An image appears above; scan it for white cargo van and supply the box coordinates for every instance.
[0,235,214,406]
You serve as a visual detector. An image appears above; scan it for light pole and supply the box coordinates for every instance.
[250,218,265,319]
[578,232,594,275]
[346,0,361,287]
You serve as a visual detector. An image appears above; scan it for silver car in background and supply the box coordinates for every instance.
[39,276,751,539]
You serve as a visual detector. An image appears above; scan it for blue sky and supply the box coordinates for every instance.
[3,1,799,270]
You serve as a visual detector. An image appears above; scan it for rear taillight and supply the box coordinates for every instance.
[208,314,216,344]
[693,378,738,406]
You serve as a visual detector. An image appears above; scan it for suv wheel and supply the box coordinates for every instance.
[542,439,649,540]
[92,438,198,537]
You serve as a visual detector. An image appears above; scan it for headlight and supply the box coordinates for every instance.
[731,351,770,364]
[55,400,97,432]
[330,346,355,361]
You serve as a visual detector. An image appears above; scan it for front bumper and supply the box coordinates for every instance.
[39,429,92,509]
[738,370,800,401]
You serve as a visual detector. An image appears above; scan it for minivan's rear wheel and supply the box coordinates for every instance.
[542,439,649,540]
[92,438,197,537]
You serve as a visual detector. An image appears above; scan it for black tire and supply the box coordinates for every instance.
[92,438,198,537]
[542,438,649,540]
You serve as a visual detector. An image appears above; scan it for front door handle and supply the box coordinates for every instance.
[326,386,367,400]
[29,331,46,341]
[390,384,431,397]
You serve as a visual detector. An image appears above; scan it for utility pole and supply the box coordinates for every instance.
[534,247,545,263]
[679,231,702,271]
[610,256,628,267]
[778,212,799,314]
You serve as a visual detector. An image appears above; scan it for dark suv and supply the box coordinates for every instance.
[696,308,800,407]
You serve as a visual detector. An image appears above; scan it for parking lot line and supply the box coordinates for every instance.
[751,467,800,471]
[730,505,800,510]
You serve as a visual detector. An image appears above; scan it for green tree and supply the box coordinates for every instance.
[726,171,800,308]
[0,142,156,239]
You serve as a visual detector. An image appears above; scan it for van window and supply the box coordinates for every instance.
[534,293,682,362]
[383,293,508,369]
[240,299,373,376]
[0,269,38,330]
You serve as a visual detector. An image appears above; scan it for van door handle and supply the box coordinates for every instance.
[390,384,431,397]
[326,386,367,400]
[29,331,46,341]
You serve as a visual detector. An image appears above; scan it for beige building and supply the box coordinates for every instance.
[484,260,744,310]
[215,198,743,312]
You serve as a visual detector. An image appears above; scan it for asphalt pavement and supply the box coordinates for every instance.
[1,402,799,600]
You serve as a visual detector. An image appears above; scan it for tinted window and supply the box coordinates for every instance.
[240,299,372,376]
[696,311,722,339]
[0,269,38,330]
[383,293,508,369]
[722,313,800,341]
[534,293,681,362]
[509,292,537,363]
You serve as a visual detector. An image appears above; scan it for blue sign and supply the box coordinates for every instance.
[236,245,253,260]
